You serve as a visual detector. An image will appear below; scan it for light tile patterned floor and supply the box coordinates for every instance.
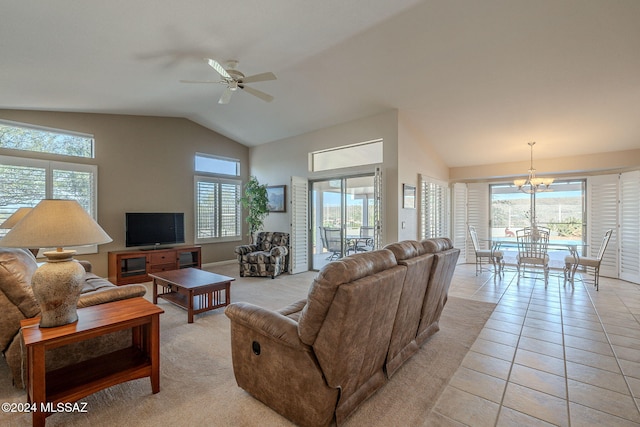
[428,264,640,426]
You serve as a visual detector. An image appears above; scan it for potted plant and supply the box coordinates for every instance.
[239,176,269,243]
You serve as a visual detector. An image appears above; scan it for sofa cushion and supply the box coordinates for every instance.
[422,237,454,253]
[245,251,273,264]
[417,237,460,346]
[383,240,434,377]
[0,248,40,319]
[78,273,146,308]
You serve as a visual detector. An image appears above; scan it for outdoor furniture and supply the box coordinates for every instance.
[320,227,343,260]
[353,226,375,252]
[516,227,550,286]
[564,229,613,291]
[468,225,504,275]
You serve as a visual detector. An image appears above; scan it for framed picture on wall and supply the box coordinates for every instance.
[403,184,416,209]
[266,185,286,212]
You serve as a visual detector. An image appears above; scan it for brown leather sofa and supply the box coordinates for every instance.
[225,238,460,426]
[0,247,147,388]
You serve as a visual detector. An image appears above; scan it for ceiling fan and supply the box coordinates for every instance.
[180,59,276,104]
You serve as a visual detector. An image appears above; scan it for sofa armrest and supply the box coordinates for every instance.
[234,244,259,256]
[225,302,304,350]
[225,301,338,426]
[78,260,92,273]
[277,299,307,317]
[269,245,289,257]
[78,283,147,308]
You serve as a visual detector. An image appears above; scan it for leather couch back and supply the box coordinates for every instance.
[298,248,406,423]
[417,237,461,345]
[383,240,435,377]
[0,248,40,351]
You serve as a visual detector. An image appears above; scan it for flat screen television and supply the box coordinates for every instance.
[125,212,185,248]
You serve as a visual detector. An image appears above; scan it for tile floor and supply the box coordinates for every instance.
[430,264,640,426]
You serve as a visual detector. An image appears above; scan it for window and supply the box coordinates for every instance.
[0,119,94,158]
[194,177,242,243]
[195,153,240,176]
[309,139,383,172]
[490,180,585,242]
[419,175,450,239]
[194,153,242,243]
[0,155,98,253]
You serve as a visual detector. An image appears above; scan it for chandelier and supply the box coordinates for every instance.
[513,141,554,194]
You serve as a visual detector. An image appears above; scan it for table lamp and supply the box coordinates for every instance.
[0,207,39,257]
[0,199,112,327]
[0,207,33,228]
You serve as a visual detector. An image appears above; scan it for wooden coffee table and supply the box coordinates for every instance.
[150,268,234,323]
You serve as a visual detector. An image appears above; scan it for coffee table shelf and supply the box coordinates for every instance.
[150,268,234,323]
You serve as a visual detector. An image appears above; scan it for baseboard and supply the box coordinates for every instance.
[202,259,236,269]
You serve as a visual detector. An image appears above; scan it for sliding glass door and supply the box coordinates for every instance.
[490,179,585,267]
[310,174,376,270]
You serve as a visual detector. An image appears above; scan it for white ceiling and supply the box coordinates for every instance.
[2,0,639,168]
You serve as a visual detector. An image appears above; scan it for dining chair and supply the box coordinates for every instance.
[564,229,613,291]
[516,227,550,286]
[468,225,504,276]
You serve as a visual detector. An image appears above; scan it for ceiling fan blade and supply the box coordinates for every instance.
[206,58,232,79]
[241,85,274,102]
[180,79,221,84]
[240,72,277,84]
[218,88,234,104]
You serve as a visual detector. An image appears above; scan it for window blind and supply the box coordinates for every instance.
[195,176,241,243]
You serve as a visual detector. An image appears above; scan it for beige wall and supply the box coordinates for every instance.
[250,110,400,246]
[450,148,640,182]
[397,112,449,240]
[0,109,249,277]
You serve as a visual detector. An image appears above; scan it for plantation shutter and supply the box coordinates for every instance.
[290,176,309,274]
[419,175,450,239]
[195,177,241,242]
[452,183,468,263]
[619,171,640,284]
[467,183,489,261]
[587,174,619,278]
[220,181,241,237]
[372,166,382,249]
[0,156,98,254]
[195,179,219,240]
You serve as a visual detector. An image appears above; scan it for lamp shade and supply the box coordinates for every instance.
[0,199,112,249]
[0,207,33,229]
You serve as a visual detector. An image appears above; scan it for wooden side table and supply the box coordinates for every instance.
[20,297,164,427]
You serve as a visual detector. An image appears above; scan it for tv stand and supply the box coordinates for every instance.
[108,245,201,286]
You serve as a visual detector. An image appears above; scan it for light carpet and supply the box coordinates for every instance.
[0,263,495,427]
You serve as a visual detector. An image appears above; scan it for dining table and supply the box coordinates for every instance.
[484,237,588,282]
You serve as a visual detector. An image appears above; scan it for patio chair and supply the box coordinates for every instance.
[354,226,375,252]
[322,227,344,260]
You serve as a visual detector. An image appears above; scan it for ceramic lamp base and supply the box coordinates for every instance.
[32,255,85,328]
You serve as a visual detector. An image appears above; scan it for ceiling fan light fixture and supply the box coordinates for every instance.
[182,58,276,104]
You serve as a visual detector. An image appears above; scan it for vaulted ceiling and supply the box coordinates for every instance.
[2,0,639,167]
